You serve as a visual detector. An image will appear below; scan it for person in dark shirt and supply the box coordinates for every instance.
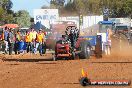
[7,28,15,55]
[69,28,76,48]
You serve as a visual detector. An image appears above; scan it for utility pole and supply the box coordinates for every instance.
[79,14,83,30]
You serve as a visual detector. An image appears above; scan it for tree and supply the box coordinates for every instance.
[64,0,132,18]
[64,0,101,15]
[104,0,132,18]
[13,10,31,28]
[74,0,85,14]
[123,0,132,18]
[50,0,65,9]
[2,0,13,10]
[64,0,85,15]
[0,0,14,25]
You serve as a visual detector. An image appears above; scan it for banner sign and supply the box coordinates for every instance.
[34,9,59,29]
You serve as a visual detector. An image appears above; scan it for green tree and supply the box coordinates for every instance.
[104,0,132,17]
[123,0,132,18]
[50,0,65,9]
[64,0,85,15]
[0,0,14,25]
[14,10,31,28]
[64,0,132,18]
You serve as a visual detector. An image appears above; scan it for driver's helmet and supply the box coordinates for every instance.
[70,29,75,34]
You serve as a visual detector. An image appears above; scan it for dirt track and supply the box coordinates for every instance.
[0,53,131,88]
[0,38,132,88]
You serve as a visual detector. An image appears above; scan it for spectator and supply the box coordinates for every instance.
[106,26,112,43]
[31,28,37,40]
[25,31,32,53]
[29,28,37,53]
[35,29,44,56]
[15,30,21,41]
[1,30,4,41]
[7,28,15,55]
[3,26,9,54]
[14,30,21,54]
[29,28,33,40]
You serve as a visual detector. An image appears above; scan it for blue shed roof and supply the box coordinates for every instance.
[98,21,114,24]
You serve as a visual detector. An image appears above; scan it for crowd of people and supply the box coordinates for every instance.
[1,27,46,56]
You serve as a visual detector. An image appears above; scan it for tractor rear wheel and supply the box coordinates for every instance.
[79,41,91,59]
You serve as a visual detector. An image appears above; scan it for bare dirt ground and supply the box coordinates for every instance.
[0,39,132,88]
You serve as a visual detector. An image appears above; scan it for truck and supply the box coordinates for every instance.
[80,21,115,57]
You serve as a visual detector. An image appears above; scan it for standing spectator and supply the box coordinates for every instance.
[3,27,9,54]
[14,30,21,54]
[29,28,33,39]
[29,28,37,53]
[7,28,15,55]
[1,30,4,40]
[32,28,37,40]
[0,30,4,52]
[25,31,32,53]
[105,26,113,55]
[15,30,21,41]
[35,29,44,56]
[106,26,113,47]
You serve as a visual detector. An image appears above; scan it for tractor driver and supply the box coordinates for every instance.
[69,28,76,49]
[74,27,79,41]
[64,28,69,42]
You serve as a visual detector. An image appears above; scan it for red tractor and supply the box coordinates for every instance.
[53,26,91,61]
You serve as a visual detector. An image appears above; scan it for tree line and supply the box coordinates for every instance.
[49,0,132,18]
[0,0,31,27]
